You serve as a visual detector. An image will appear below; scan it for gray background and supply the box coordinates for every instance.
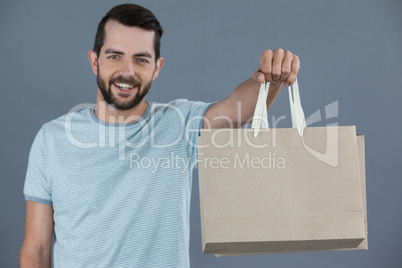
[1,0,401,267]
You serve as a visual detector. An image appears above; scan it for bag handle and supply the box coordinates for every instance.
[252,78,306,137]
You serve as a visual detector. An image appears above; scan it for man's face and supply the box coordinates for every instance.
[90,20,163,111]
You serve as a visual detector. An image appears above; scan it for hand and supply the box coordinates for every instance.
[252,48,300,87]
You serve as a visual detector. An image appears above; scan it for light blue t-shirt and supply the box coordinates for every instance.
[24,99,212,268]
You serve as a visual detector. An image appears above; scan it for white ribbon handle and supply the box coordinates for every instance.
[288,78,306,136]
[251,82,270,137]
[252,78,305,137]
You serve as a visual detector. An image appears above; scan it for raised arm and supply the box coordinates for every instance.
[204,48,300,129]
[20,201,54,268]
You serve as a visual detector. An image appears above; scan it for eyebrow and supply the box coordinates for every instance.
[105,49,124,55]
[134,52,152,58]
[104,49,152,58]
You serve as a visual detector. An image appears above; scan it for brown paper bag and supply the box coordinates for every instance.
[222,134,367,256]
[197,81,367,256]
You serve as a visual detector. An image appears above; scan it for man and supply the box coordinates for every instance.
[20,3,299,268]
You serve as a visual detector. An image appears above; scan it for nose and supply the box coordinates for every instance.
[120,59,135,76]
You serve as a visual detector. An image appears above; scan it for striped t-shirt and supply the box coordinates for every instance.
[24,99,212,268]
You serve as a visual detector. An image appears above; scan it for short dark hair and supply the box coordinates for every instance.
[93,4,163,60]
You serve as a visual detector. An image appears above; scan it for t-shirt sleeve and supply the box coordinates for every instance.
[173,99,214,162]
[23,126,53,206]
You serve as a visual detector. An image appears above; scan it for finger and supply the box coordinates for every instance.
[280,50,293,82]
[271,48,285,81]
[284,55,300,87]
[252,71,265,83]
[259,49,274,82]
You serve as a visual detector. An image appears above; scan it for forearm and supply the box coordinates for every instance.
[20,243,51,268]
[228,78,283,125]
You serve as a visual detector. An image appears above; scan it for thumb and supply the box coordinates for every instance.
[252,71,265,83]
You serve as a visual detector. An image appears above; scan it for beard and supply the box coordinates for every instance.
[97,71,152,111]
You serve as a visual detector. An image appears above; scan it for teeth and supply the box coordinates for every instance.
[115,83,134,90]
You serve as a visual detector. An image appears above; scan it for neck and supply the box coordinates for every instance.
[94,89,148,124]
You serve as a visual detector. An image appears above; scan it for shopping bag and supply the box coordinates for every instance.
[197,79,367,255]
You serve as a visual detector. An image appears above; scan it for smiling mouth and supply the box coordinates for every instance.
[114,82,136,91]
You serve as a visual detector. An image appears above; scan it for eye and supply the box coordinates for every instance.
[137,58,149,64]
[108,55,119,60]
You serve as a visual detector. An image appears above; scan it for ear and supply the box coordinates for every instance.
[152,57,164,80]
[88,50,98,75]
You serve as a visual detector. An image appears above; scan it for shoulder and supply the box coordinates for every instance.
[149,99,212,118]
[39,104,95,136]
[149,99,191,111]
